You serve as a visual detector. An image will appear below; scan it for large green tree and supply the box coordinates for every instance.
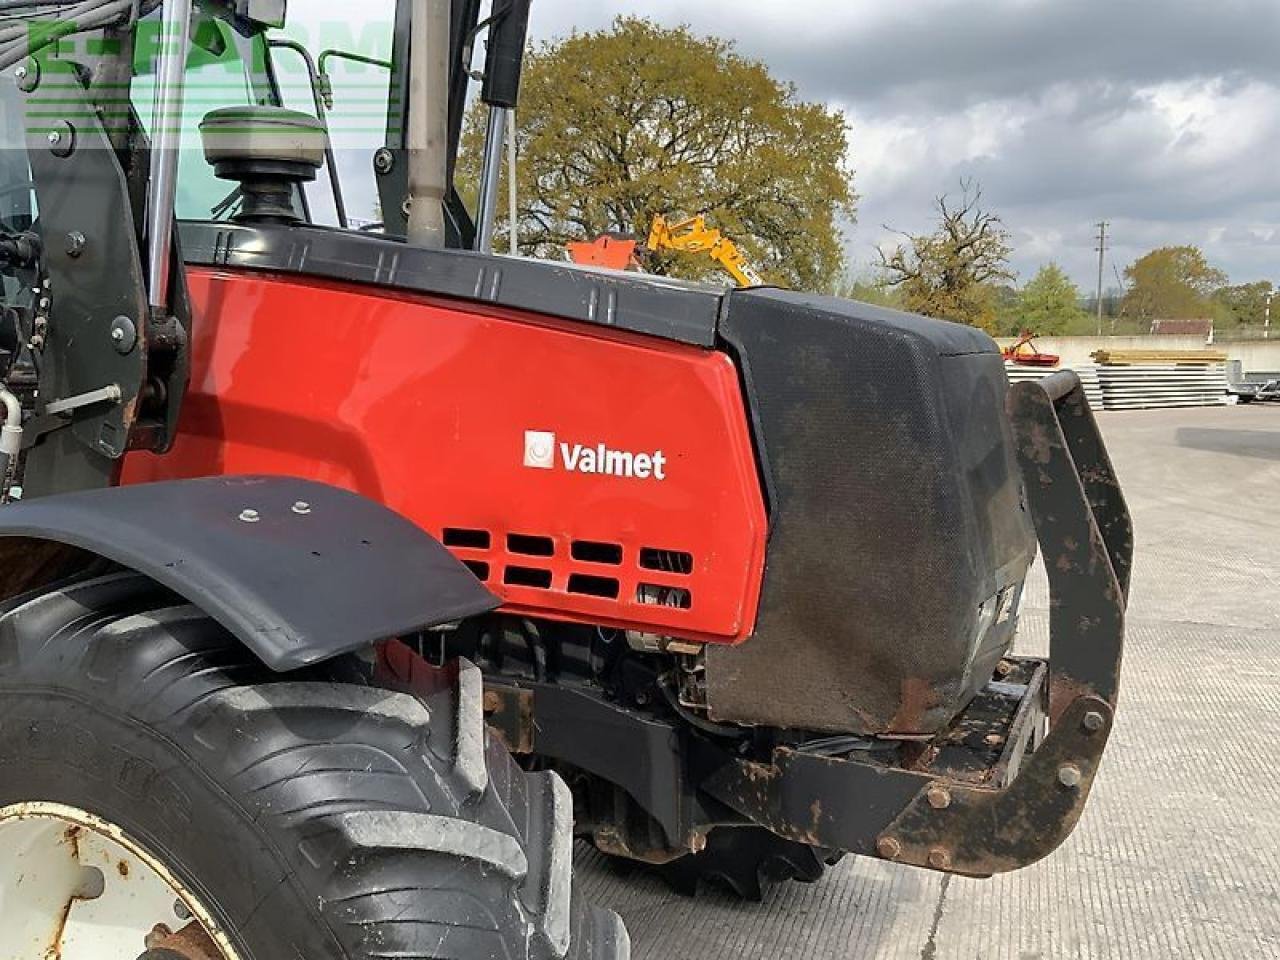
[1017,263,1088,334]
[1212,280,1274,328]
[458,17,856,289]
[877,181,1014,333]
[1121,246,1227,320]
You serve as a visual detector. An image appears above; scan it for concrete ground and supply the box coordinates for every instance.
[576,404,1280,959]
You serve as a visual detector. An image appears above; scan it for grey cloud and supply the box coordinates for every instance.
[772,2,1280,111]
[533,1,1280,112]
[526,1,1280,288]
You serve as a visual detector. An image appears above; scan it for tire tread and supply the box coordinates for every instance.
[0,574,628,960]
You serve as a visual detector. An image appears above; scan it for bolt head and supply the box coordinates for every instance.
[291,501,312,515]
[1058,764,1083,788]
[1082,711,1106,733]
[927,847,951,870]
[876,836,901,860]
[238,508,260,523]
[108,316,137,354]
[14,60,39,92]
[46,122,74,157]
[926,786,952,810]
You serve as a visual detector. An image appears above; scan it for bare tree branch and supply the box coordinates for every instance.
[877,179,1013,331]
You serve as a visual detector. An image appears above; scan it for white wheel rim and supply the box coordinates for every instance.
[0,802,242,960]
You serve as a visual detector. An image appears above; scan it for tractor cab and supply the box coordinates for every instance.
[166,0,520,245]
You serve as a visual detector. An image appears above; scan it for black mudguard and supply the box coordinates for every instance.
[0,475,497,670]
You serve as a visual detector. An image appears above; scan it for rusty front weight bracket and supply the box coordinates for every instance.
[880,376,1131,880]
[877,696,1113,875]
[705,371,1130,878]
[1006,370,1130,724]
[879,372,1130,876]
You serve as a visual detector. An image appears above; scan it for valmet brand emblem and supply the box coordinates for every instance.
[524,431,667,481]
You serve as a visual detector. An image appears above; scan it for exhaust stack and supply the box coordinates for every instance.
[406,0,450,248]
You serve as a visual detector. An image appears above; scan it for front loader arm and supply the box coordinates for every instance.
[0,1,193,497]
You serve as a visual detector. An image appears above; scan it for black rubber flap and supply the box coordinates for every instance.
[0,476,498,670]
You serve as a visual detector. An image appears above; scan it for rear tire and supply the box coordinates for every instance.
[0,571,628,960]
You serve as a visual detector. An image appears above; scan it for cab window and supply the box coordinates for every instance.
[269,4,397,228]
[131,11,279,222]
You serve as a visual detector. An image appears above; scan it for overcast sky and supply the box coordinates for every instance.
[520,0,1280,292]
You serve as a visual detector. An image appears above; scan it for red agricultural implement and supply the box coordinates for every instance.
[1004,331,1062,366]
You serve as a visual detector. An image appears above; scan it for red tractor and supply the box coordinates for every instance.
[0,2,1130,957]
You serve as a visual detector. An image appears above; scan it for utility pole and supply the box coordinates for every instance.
[1266,290,1273,340]
[1095,221,1109,335]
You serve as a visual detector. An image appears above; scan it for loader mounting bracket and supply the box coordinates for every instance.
[0,475,498,670]
[7,50,193,498]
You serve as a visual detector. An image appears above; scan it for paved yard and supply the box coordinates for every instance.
[576,405,1280,959]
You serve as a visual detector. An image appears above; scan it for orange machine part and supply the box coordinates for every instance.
[566,236,638,271]
[124,267,768,645]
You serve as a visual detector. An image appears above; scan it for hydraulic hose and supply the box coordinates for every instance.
[0,385,22,499]
[0,1,161,72]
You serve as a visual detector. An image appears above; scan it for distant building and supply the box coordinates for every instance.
[1150,318,1213,337]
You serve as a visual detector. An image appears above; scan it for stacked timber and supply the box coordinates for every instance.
[1005,347,1231,410]
[1092,363,1228,409]
[1090,349,1226,365]
[1090,349,1228,410]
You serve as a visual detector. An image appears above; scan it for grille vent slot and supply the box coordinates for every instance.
[444,528,490,549]
[639,548,693,575]
[637,584,692,609]
[568,573,620,599]
[508,533,555,557]
[571,540,623,565]
[504,566,552,589]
